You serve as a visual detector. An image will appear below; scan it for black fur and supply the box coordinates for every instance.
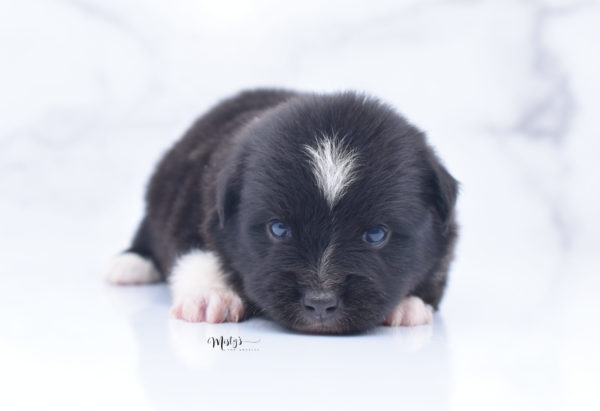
[126,89,458,334]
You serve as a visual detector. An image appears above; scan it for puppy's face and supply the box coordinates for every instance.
[216,95,456,334]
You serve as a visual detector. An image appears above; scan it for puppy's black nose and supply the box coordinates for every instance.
[303,291,339,320]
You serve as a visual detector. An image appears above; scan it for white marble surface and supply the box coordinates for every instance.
[1,1,600,410]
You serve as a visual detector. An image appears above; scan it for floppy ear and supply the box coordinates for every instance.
[424,149,458,229]
[216,151,245,228]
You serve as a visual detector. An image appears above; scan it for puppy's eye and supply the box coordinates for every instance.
[268,220,291,239]
[362,225,388,246]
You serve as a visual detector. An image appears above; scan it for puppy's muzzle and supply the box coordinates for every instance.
[302,290,339,321]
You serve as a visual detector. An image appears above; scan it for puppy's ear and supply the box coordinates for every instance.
[216,151,245,228]
[424,149,458,229]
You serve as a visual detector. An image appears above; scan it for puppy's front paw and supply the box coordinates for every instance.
[171,288,244,323]
[383,296,433,327]
[169,250,244,323]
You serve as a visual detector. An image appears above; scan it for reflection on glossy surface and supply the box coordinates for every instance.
[121,286,449,411]
[1,0,600,410]
[94,282,449,410]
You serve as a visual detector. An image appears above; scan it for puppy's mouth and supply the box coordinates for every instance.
[292,307,352,334]
[292,317,347,334]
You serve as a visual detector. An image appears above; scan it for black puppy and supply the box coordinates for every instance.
[105,89,458,334]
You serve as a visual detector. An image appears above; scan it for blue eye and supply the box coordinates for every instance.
[362,225,388,245]
[268,220,291,239]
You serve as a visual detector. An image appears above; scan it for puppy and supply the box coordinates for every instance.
[105,89,458,334]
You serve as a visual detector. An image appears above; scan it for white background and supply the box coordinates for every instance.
[1,1,599,410]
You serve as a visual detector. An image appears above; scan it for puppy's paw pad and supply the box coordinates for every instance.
[171,289,244,323]
[384,296,433,327]
[104,253,161,285]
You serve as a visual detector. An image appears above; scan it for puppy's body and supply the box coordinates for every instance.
[107,89,458,334]
[130,90,297,282]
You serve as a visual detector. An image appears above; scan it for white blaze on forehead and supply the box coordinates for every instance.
[303,136,359,208]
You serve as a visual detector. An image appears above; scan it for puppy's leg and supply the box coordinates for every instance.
[104,217,161,285]
[383,266,448,326]
[104,252,161,285]
[383,296,434,326]
[169,249,244,323]
[385,226,457,327]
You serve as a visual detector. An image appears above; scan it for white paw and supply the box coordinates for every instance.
[104,252,161,285]
[170,288,244,323]
[383,296,434,327]
[169,249,245,323]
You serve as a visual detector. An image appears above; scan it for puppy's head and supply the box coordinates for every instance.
[216,93,457,334]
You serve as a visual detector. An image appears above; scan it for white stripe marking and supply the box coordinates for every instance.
[304,135,359,208]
